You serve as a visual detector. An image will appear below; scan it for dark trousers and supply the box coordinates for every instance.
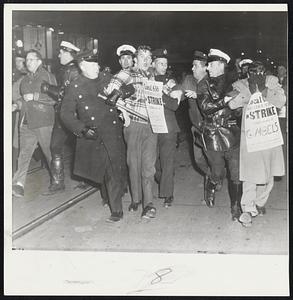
[156,132,177,198]
[191,126,210,175]
[50,121,69,156]
[205,146,240,184]
[103,159,123,213]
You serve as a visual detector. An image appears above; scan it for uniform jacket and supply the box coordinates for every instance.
[19,66,57,129]
[229,76,286,184]
[197,74,240,152]
[181,74,209,129]
[60,72,127,184]
[155,74,180,133]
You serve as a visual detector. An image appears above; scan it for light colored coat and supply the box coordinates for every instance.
[229,76,286,184]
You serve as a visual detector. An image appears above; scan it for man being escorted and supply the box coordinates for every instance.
[41,41,82,195]
[60,49,127,222]
[12,49,57,197]
[105,45,157,219]
[197,49,242,221]
[152,48,182,207]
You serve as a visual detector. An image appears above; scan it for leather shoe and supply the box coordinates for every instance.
[12,184,24,197]
[128,201,141,212]
[163,196,173,208]
[42,183,65,196]
[106,212,123,223]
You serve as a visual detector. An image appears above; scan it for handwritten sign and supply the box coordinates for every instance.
[244,92,283,152]
[143,80,168,133]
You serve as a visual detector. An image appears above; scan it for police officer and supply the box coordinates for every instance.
[152,48,182,207]
[116,44,136,71]
[60,49,128,222]
[238,58,253,79]
[197,49,242,221]
[182,50,211,183]
[41,41,81,195]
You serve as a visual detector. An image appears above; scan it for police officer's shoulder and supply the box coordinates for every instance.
[67,74,83,90]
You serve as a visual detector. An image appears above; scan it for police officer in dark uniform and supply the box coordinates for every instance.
[60,49,128,223]
[41,41,81,195]
[197,49,242,221]
[152,48,182,207]
[181,51,211,181]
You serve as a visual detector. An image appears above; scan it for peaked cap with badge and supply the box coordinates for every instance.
[116,44,136,57]
[76,49,99,63]
[239,58,253,68]
[60,41,80,54]
[207,48,231,64]
[152,48,168,60]
[193,50,207,62]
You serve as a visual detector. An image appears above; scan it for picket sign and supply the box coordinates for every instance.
[143,80,168,133]
[244,91,283,152]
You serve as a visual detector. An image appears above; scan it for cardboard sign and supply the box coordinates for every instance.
[244,92,283,152]
[143,80,168,133]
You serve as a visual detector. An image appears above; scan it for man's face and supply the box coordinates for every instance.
[207,60,224,78]
[15,57,25,71]
[26,52,42,73]
[119,54,134,70]
[192,60,207,80]
[80,61,100,79]
[153,57,168,75]
[277,66,286,78]
[135,50,152,72]
[241,65,249,76]
[58,49,73,65]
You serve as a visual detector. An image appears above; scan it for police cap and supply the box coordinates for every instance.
[193,50,207,62]
[76,49,98,63]
[207,48,231,64]
[152,48,168,60]
[60,41,80,54]
[116,44,136,57]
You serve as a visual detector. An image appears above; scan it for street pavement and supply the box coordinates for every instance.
[12,138,288,255]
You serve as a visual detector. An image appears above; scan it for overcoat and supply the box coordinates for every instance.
[229,76,286,184]
[60,73,127,184]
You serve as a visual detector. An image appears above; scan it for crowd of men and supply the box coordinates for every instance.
[11,40,287,226]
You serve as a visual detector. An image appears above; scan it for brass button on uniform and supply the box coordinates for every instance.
[85,106,89,110]
[78,95,83,98]
[113,121,116,124]
[110,109,113,112]
[91,116,95,120]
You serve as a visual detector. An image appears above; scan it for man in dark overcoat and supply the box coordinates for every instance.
[60,49,127,222]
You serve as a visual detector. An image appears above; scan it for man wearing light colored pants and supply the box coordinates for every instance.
[13,124,53,188]
[12,49,56,197]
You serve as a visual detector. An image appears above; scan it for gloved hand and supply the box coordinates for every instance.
[41,81,60,99]
[81,126,99,140]
[248,73,266,94]
[120,84,135,99]
[40,81,51,94]
[105,89,122,106]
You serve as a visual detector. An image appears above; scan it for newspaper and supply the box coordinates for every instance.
[143,79,168,133]
[245,92,283,152]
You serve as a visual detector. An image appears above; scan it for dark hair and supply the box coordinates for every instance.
[135,45,152,57]
[26,49,43,61]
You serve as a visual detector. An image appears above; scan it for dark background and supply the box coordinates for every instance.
[13,10,287,75]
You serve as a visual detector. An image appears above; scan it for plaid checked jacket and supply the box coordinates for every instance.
[106,68,154,124]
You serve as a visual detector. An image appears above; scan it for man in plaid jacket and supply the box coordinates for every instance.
[105,45,158,219]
